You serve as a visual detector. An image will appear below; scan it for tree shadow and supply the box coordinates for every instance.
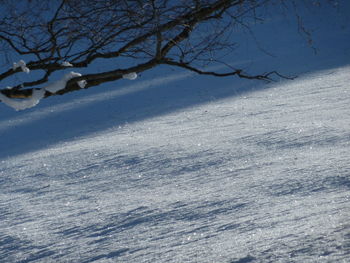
[0,50,349,160]
[1,6,350,160]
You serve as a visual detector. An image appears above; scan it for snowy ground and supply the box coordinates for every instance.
[1,63,349,262]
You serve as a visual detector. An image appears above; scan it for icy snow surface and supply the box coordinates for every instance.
[0,65,349,262]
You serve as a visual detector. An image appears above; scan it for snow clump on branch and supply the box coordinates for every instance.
[61,61,73,67]
[0,88,45,111]
[78,80,87,88]
[122,72,137,80]
[45,71,83,93]
[13,60,30,73]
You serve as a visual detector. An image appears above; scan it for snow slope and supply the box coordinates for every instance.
[1,64,349,262]
[1,3,350,263]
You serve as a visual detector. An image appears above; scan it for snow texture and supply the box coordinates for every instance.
[0,88,45,111]
[12,59,30,73]
[0,66,349,262]
[122,72,138,80]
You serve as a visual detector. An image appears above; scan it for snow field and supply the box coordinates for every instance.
[0,65,349,262]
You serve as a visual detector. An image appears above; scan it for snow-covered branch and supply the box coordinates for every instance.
[0,71,86,111]
[13,60,30,74]
[0,88,44,111]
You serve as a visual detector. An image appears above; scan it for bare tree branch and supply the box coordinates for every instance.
[160,59,296,80]
[0,0,335,109]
